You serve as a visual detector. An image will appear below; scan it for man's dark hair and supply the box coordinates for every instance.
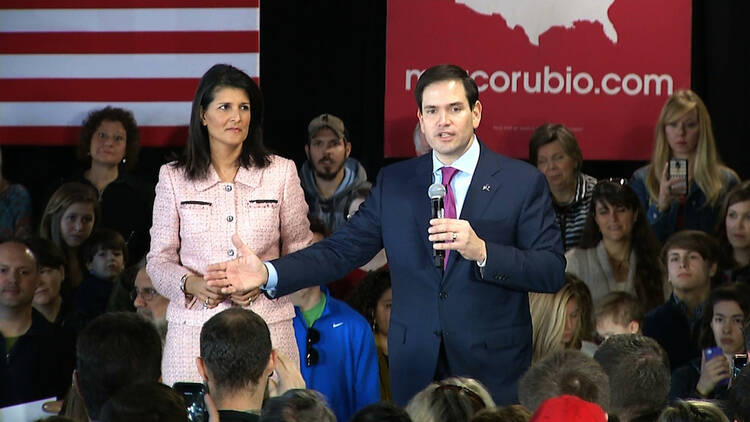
[519,349,610,412]
[176,63,270,180]
[81,228,129,265]
[594,334,670,420]
[260,389,335,422]
[350,402,412,422]
[730,364,750,422]
[200,308,272,397]
[28,237,66,270]
[414,64,479,111]
[99,382,187,422]
[76,312,162,419]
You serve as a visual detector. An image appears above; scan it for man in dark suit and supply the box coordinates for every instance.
[206,64,565,405]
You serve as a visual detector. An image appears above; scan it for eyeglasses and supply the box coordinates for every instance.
[435,384,486,413]
[305,327,320,367]
[130,287,159,302]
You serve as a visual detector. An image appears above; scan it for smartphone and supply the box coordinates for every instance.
[733,353,748,380]
[704,347,729,386]
[173,382,208,422]
[668,158,688,196]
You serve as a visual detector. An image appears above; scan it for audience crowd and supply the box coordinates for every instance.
[0,66,748,422]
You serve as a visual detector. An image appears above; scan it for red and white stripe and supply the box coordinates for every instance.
[0,0,259,146]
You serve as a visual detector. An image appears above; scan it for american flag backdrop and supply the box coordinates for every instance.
[0,0,259,147]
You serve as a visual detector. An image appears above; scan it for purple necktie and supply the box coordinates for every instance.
[441,166,458,268]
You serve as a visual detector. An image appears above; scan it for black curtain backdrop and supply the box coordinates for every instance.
[2,1,747,225]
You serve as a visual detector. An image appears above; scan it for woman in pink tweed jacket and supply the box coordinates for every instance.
[147,64,312,385]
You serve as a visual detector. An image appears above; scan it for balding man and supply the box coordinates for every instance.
[0,239,74,407]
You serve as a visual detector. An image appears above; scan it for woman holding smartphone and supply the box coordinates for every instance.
[670,283,750,401]
[147,64,312,386]
[630,90,738,242]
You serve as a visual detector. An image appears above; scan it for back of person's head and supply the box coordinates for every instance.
[81,228,129,266]
[99,382,188,422]
[29,237,66,270]
[730,364,750,422]
[594,334,670,420]
[348,267,392,327]
[528,123,583,172]
[657,400,729,422]
[594,292,644,340]
[405,378,490,422]
[350,401,412,422]
[259,389,335,422]
[40,182,100,249]
[519,349,610,413]
[200,308,272,397]
[76,312,163,420]
[530,395,606,422]
[308,216,331,239]
[471,405,532,422]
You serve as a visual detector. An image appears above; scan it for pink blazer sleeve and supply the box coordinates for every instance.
[279,158,313,256]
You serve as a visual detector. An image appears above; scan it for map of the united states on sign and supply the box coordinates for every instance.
[456,0,618,46]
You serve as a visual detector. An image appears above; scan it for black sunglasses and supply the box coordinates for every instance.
[306,327,320,367]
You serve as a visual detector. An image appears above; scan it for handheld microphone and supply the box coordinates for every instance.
[428,183,446,268]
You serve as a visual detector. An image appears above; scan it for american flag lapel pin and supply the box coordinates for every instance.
[482,184,491,191]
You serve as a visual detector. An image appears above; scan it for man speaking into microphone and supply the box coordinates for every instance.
[205,64,565,405]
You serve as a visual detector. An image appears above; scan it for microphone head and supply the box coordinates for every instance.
[428,183,446,199]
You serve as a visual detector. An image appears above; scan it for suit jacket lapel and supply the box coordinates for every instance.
[408,154,443,279]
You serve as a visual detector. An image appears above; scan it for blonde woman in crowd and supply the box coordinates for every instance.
[406,377,495,422]
[630,89,739,242]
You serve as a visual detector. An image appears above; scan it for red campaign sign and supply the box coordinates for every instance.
[384,0,691,160]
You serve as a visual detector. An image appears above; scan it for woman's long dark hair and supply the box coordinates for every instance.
[175,63,270,180]
[716,180,750,270]
[579,181,664,311]
[698,282,750,350]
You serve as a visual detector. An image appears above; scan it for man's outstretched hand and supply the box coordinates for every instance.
[205,234,269,295]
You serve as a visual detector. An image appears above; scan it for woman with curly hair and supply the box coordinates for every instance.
[67,106,153,264]
[566,179,666,312]
[630,90,739,242]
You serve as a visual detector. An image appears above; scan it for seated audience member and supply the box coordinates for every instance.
[0,148,32,242]
[470,405,532,422]
[518,349,610,413]
[657,400,729,422]
[716,180,750,283]
[0,239,75,407]
[290,218,380,421]
[70,228,127,332]
[197,307,304,422]
[643,230,720,371]
[71,106,153,265]
[729,365,750,422]
[30,237,73,326]
[566,179,666,312]
[260,389,336,422]
[131,266,169,341]
[594,334,671,422]
[669,283,750,402]
[594,292,643,342]
[529,123,597,251]
[405,377,493,422]
[39,182,100,288]
[530,274,597,362]
[99,382,188,422]
[349,267,393,402]
[530,395,607,422]
[299,113,371,233]
[327,186,388,299]
[630,90,739,243]
[413,122,431,156]
[75,312,162,420]
[350,401,413,422]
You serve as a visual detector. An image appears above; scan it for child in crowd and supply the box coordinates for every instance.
[39,182,99,288]
[594,291,643,342]
[643,230,720,371]
[70,228,127,333]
